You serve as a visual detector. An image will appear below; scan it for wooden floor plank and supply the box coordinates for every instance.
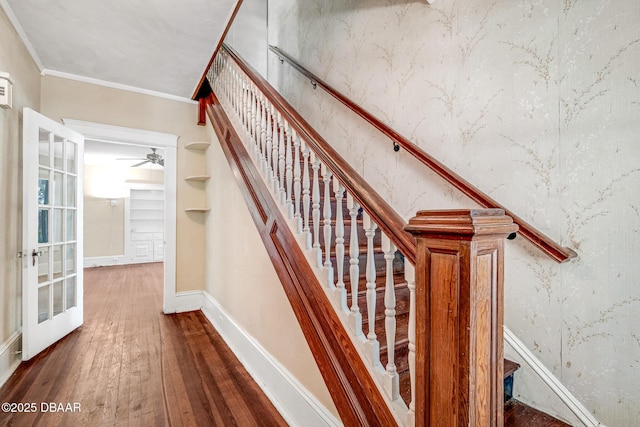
[0,263,287,427]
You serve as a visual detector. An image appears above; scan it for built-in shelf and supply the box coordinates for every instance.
[184,141,211,151]
[184,142,210,217]
[184,175,210,182]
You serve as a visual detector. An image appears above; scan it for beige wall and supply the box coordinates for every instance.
[267,0,640,424]
[83,164,164,259]
[0,8,40,359]
[84,196,125,257]
[84,164,125,257]
[41,76,207,291]
[203,125,339,418]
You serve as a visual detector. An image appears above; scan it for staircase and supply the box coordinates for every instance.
[202,44,573,426]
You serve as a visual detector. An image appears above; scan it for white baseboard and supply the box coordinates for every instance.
[171,290,204,313]
[504,327,605,427]
[83,256,126,268]
[0,331,22,389]
[201,291,341,427]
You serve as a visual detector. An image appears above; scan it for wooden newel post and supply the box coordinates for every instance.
[404,209,518,427]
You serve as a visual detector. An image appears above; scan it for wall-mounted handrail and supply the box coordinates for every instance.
[222,44,417,265]
[269,45,577,264]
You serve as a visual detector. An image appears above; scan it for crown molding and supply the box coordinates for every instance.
[0,0,44,71]
[44,69,197,104]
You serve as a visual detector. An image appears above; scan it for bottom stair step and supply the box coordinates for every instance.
[504,399,571,426]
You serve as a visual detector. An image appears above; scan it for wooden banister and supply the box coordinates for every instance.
[269,45,577,264]
[222,43,417,265]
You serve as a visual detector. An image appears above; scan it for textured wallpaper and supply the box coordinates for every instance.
[267,0,640,425]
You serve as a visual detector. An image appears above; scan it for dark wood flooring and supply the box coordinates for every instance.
[0,263,287,427]
[505,400,571,427]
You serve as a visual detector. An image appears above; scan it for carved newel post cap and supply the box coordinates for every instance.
[404,209,519,239]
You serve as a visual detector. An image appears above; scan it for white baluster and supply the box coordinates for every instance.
[347,194,362,335]
[232,69,239,116]
[302,141,312,249]
[382,234,399,400]
[278,116,287,205]
[254,94,264,158]
[244,83,252,140]
[363,212,380,364]
[241,79,248,131]
[322,163,334,286]
[265,104,273,180]
[334,178,347,310]
[249,84,257,143]
[258,95,267,164]
[311,153,322,267]
[285,125,294,218]
[293,132,302,233]
[363,212,378,342]
[406,261,416,425]
[271,110,280,194]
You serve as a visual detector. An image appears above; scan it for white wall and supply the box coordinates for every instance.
[267,1,640,425]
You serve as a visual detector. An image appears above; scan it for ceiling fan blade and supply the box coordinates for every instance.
[159,158,164,166]
[132,160,151,167]
[116,157,146,161]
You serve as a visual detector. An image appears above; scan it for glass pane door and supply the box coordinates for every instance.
[36,128,79,323]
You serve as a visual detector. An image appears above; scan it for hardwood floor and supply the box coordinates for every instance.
[0,263,287,427]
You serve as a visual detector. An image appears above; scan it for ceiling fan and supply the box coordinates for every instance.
[117,147,164,167]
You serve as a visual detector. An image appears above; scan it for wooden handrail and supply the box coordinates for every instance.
[221,44,417,265]
[268,45,577,264]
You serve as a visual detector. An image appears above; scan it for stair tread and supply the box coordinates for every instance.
[504,399,571,426]
[504,359,520,377]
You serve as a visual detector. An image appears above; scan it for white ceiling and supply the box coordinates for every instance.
[85,140,164,169]
[3,0,238,99]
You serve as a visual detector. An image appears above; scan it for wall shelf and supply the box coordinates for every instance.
[184,141,211,151]
[184,175,210,182]
[184,141,211,218]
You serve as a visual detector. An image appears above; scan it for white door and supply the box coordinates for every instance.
[22,108,84,361]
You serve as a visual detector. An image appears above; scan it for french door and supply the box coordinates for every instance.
[22,108,84,360]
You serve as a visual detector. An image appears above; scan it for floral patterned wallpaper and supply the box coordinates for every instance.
[265,0,640,425]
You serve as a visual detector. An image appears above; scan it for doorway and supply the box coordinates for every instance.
[62,119,179,313]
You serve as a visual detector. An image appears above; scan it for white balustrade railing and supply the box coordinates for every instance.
[207,50,417,425]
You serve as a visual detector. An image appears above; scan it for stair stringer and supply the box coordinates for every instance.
[205,94,399,427]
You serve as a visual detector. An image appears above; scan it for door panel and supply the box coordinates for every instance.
[22,108,84,360]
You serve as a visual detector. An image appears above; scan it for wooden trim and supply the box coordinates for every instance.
[198,97,207,125]
[191,0,245,100]
[269,45,577,264]
[205,94,398,426]
[221,44,417,266]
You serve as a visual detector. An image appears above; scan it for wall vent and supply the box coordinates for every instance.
[0,72,14,109]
